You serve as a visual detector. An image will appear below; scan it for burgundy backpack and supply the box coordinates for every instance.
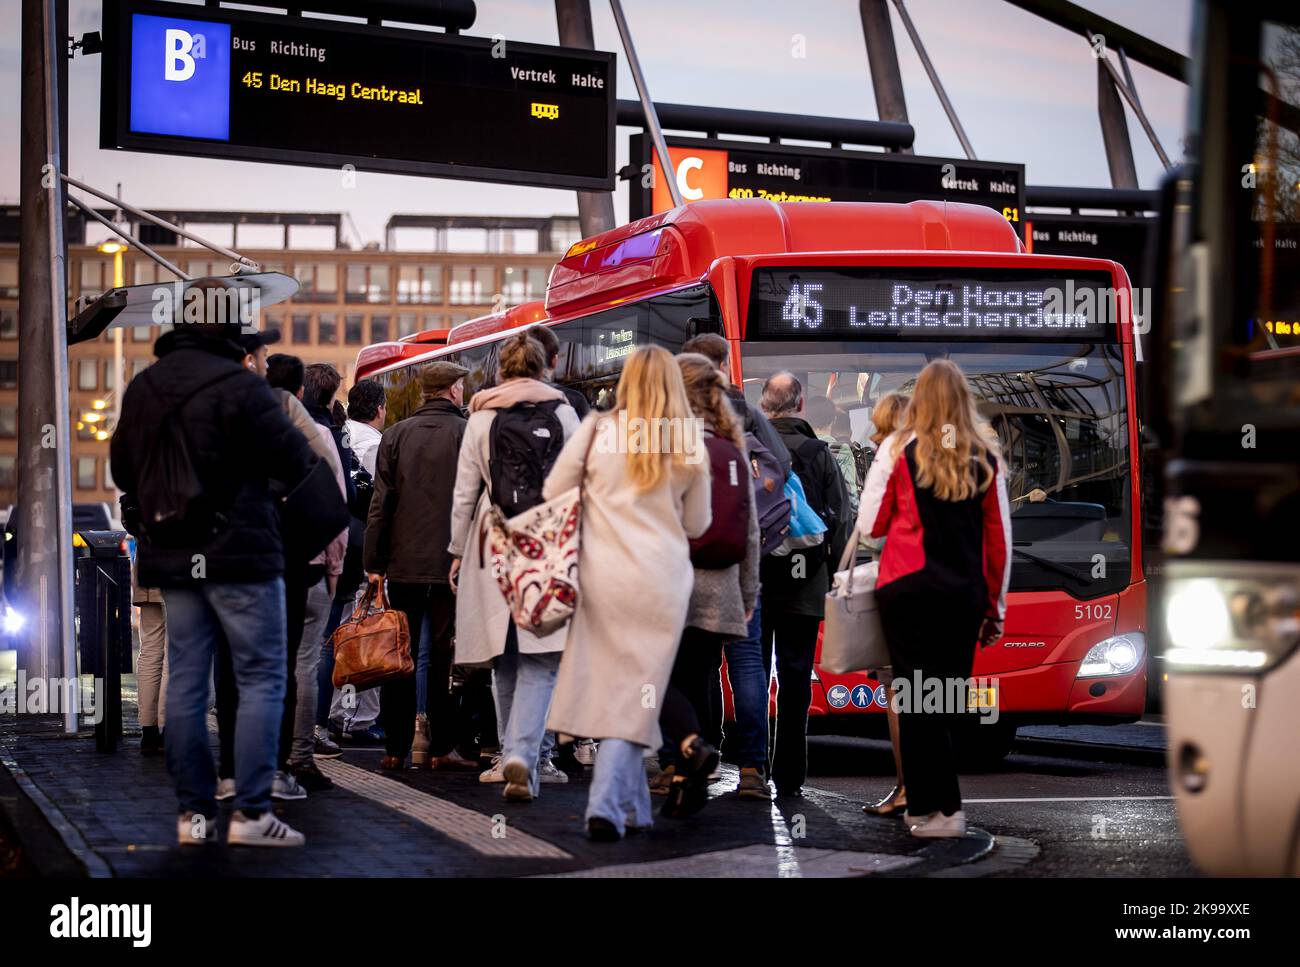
[689,434,752,569]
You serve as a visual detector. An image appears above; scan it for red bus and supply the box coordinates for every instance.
[360,199,1147,760]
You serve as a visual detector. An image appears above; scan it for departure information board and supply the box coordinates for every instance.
[748,268,1118,341]
[630,134,1025,234]
[101,0,616,189]
[1026,215,1156,290]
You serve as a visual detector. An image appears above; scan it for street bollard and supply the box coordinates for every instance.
[73,530,133,753]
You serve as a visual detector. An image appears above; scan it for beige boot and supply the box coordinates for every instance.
[410,713,431,767]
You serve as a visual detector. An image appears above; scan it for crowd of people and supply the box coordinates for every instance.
[112,299,1010,848]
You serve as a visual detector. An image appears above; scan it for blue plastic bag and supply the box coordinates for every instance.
[771,470,827,556]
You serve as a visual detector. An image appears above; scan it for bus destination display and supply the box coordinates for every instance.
[101,0,616,190]
[749,269,1117,341]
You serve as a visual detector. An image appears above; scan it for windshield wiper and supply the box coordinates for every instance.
[1011,546,1089,584]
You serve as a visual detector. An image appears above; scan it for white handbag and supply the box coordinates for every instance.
[820,527,890,674]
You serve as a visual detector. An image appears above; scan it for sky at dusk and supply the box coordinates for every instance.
[0,0,1194,248]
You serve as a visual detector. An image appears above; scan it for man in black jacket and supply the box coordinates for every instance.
[111,313,318,848]
[364,361,471,770]
[758,371,852,797]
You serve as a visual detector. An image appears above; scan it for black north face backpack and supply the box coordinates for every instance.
[487,400,566,519]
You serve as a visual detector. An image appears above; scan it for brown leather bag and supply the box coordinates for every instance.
[330,582,412,691]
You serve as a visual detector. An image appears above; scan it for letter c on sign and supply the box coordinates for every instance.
[676,156,705,201]
[165,28,196,81]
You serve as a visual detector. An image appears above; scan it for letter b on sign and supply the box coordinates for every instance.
[165,29,195,81]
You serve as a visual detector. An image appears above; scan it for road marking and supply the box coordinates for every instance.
[536,843,921,878]
[962,795,1175,803]
[315,758,572,859]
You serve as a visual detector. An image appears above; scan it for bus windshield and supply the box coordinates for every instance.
[740,339,1132,598]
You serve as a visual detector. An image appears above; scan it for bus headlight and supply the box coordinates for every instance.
[1078,633,1145,677]
[1164,568,1300,673]
[2,606,24,635]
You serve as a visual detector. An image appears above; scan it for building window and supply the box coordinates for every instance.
[187,259,224,278]
[77,456,96,490]
[0,455,14,488]
[104,359,118,391]
[104,458,114,491]
[318,312,337,345]
[80,260,106,298]
[344,314,364,346]
[449,266,490,305]
[0,308,16,340]
[295,263,339,303]
[502,265,546,303]
[131,324,153,343]
[369,315,389,343]
[291,313,311,344]
[346,264,391,304]
[0,259,17,299]
[397,264,443,304]
[77,358,97,390]
[264,314,284,341]
[397,312,418,337]
[132,357,149,380]
[133,260,178,286]
[0,405,16,438]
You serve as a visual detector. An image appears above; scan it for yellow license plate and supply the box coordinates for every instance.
[966,687,998,710]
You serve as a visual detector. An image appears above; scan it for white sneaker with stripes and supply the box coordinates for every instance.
[227,810,305,847]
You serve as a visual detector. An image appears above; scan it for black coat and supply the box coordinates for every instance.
[110,328,318,587]
[759,416,853,617]
[363,397,467,584]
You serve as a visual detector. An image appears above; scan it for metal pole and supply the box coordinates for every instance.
[1096,37,1173,170]
[556,0,616,236]
[608,0,684,209]
[68,196,191,280]
[61,173,262,271]
[859,0,911,153]
[1096,56,1139,189]
[18,0,77,732]
[889,0,976,160]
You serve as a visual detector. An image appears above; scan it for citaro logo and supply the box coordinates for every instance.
[530,102,559,120]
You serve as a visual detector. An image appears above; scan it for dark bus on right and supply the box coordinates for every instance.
[1155,0,1300,875]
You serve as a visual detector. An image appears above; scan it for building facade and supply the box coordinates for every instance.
[0,212,580,507]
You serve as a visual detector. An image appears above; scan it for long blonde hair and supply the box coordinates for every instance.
[870,392,910,447]
[676,352,742,449]
[895,360,997,501]
[613,345,699,492]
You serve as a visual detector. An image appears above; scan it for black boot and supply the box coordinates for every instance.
[140,725,163,757]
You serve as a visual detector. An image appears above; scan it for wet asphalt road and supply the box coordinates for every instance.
[803,722,1198,877]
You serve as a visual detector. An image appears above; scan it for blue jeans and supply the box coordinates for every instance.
[316,591,350,728]
[492,624,561,797]
[162,579,286,817]
[586,738,653,836]
[723,598,770,772]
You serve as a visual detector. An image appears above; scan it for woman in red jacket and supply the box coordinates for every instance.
[856,360,1011,838]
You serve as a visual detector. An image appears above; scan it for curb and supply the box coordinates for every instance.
[0,747,107,878]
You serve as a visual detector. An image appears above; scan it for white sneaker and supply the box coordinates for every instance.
[502,757,534,802]
[909,810,968,838]
[177,811,218,846]
[538,758,569,784]
[227,810,305,848]
[479,753,505,784]
[271,770,308,801]
[574,739,598,766]
[215,778,236,802]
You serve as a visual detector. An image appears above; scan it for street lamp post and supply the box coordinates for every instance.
[98,240,127,444]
